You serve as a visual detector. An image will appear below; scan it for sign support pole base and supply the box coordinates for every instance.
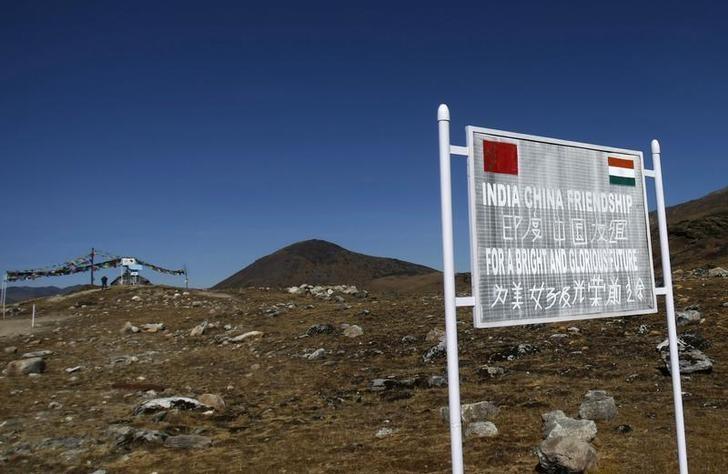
[438,104,464,474]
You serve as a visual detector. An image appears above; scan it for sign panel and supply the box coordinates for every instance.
[466,127,657,328]
[121,257,137,266]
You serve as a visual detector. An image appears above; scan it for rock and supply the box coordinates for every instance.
[164,434,212,449]
[38,436,84,450]
[131,295,142,302]
[578,390,617,421]
[230,331,264,342]
[306,348,326,360]
[120,322,140,334]
[682,332,710,350]
[4,357,46,376]
[676,309,701,325]
[65,366,82,373]
[657,338,713,374]
[48,401,63,409]
[465,421,498,438]
[343,324,364,338]
[423,340,446,363]
[110,355,138,366]
[142,323,165,333]
[375,427,394,438]
[425,328,446,342]
[198,393,225,411]
[21,350,53,358]
[306,324,334,336]
[107,424,166,447]
[441,401,499,424]
[401,335,417,344]
[133,397,207,415]
[542,410,597,442]
[370,378,399,392]
[4,346,17,354]
[428,375,447,388]
[489,343,539,361]
[536,436,598,473]
[477,365,505,378]
[190,321,208,337]
[707,267,728,278]
[615,424,632,433]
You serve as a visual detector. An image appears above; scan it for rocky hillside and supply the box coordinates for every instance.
[214,239,437,289]
[651,186,728,269]
[0,272,726,472]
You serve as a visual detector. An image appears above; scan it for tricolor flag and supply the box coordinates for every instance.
[483,140,518,175]
[608,156,636,186]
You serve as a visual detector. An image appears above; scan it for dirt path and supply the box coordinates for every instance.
[0,313,74,338]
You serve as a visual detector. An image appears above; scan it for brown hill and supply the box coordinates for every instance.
[651,186,728,270]
[213,239,437,289]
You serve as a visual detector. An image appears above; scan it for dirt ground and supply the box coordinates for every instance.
[0,276,726,473]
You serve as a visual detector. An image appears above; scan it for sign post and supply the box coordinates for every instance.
[438,104,464,474]
[1,275,6,319]
[437,104,687,472]
[652,139,688,473]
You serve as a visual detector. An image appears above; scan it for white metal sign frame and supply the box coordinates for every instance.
[437,104,687,473]
[465,126,658,328]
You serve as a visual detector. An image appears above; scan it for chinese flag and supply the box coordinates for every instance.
[483,140,518,175]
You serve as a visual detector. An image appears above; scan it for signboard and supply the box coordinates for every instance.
[121,257,137,266]
[466,127,657,328]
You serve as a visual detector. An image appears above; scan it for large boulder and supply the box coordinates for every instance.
[578,390,617,421]
[542,411,597,442]
[4,357,46,376]
[536,436,598,473]
[657,338,713,374]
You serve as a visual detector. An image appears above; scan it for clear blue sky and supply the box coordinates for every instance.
[2,1,726,288]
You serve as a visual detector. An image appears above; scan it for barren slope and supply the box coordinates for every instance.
[0,277,726,473]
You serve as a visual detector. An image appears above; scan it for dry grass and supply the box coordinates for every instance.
[0,276,726,473]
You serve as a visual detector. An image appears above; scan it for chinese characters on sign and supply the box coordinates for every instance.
[467,130,656,327]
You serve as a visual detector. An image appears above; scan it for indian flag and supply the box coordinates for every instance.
[608,156,636,186]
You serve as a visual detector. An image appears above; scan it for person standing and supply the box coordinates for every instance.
[101,275,108,289]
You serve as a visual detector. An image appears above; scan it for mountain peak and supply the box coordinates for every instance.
[213,239,436,289]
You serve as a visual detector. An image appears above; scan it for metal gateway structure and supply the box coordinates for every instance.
[437,104,687,473]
